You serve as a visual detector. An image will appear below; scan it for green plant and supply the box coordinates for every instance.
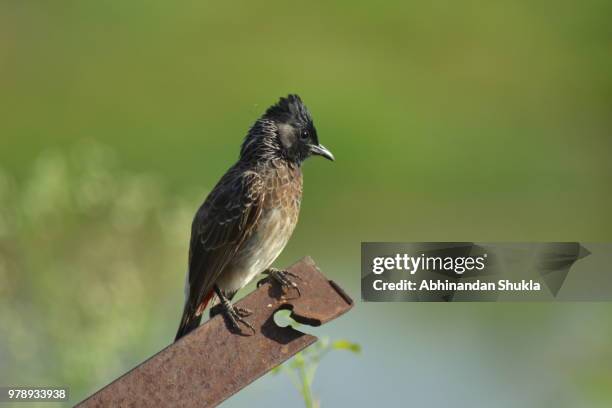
[271,335,360,408]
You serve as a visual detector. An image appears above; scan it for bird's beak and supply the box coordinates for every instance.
[309,144,335,161]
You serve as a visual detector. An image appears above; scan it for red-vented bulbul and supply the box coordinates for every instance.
[175,95,334,341]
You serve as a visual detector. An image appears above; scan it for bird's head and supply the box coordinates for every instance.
[240,94,334,165]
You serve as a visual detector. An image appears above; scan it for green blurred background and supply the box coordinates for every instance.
[1,1,611,406]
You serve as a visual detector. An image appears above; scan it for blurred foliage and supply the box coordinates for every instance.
[1,0,611,247]
[0,143,195,403]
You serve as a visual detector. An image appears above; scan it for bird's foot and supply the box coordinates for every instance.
[257,268,301,297]
[221,301,255,335]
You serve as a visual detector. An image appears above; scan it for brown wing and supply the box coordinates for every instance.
[185,165,264,317]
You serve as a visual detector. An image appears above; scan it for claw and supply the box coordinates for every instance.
[283,270,302,281]
[214,285,256,336]
[223,304,255,335]
[260,268,301,297]
[235,306,252,317]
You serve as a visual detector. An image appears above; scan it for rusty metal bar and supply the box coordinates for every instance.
[76,257,353,407]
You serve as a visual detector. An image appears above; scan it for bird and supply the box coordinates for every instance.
[175,94,334,341]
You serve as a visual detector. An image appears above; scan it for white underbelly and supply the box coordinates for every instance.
[216,208,295,294]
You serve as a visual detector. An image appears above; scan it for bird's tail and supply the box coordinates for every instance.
[174,290,215,341]
[174,306,202,341]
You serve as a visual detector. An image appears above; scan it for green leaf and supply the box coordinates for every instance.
[331,340,361,354]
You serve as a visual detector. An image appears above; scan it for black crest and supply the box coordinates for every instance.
[263,94,312,125]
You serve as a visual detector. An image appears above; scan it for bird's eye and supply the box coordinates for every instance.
[300,130,309,140]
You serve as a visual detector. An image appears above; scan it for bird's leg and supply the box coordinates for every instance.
[257,267,301,296]
[214,285,255,335]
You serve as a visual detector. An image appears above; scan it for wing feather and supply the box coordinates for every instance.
[185,166,264,315]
